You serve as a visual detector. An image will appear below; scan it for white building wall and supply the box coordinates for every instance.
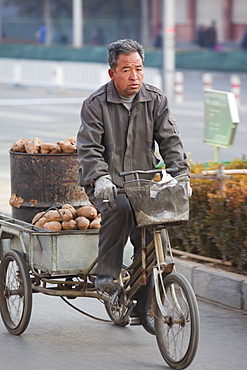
[232,0,247,23]
[175,0,187,24]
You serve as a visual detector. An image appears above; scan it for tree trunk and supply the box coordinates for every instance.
[141,0,149,47]
[0,0,2,42]
[73,0,83,48]
[44,0,52,46]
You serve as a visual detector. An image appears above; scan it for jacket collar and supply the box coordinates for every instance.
[106,80,152,104]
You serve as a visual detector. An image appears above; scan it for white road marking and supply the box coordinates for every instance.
[26,104,81,115]
[0,110,57,122]
[24,129,77,138]
[0,97,84,106]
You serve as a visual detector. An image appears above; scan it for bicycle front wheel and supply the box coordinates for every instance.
[154,272,200,370]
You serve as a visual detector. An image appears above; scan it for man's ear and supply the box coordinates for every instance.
[108,68,115,81]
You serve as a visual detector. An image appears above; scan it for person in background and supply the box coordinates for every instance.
[205,20,217,49]
[35,25,46,44]
[240,27,247,50]
[154,24,162,48]
[91,28,105,45]
[197,24,207,48]
[77,39,190,335]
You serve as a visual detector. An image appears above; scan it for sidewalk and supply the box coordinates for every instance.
[0,181,246,312]
[173,257,247,311]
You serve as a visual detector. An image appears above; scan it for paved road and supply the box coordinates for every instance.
[0,293,247,370]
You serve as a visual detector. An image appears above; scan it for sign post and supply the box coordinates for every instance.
[204,89,240,162]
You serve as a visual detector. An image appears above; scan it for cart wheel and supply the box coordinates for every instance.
[0,250,32,335]
[154,272,200,370]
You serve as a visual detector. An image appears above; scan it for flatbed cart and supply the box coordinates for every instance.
[0,170,200,370]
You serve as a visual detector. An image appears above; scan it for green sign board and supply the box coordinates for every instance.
[204,89,240,148]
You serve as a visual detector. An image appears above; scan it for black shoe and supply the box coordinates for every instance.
[95,275,119,294]
[130,308,155,335]
[139,310,155,335]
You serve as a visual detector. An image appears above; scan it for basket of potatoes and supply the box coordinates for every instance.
[32,204,101,231]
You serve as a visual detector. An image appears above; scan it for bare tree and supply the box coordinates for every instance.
[44,0,51,45]
[0,0,2,41]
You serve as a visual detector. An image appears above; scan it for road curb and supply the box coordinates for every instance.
[174,257,247,311]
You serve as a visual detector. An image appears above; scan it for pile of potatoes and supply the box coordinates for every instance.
[32,204,101,231]
[11,137,77,154]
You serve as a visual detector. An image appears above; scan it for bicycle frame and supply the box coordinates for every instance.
[121,225,174,309]
[118,168,177,302]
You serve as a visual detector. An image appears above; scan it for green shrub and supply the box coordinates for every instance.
[169,159,247,272]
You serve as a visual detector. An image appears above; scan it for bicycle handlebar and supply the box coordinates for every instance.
[119,167,178,178]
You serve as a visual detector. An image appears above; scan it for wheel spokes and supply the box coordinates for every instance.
[4,259,24,327]
[159,281,192,361]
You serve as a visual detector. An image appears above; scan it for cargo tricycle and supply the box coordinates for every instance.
[0,169,200,370]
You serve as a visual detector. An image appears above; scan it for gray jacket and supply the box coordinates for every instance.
[77,80,189,187]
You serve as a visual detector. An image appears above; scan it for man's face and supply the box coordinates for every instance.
[108,52,144,98]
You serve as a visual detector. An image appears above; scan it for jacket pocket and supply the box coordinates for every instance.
[168,115,179,134]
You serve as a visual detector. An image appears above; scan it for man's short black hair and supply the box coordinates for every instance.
[108,39,145,69]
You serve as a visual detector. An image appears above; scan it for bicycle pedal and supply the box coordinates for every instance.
[129,316,142,326]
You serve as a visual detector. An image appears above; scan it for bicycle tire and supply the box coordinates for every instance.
[0,250,32,335]
[104,268,129,327]
[154,272,200,369]
[105,297,129,327]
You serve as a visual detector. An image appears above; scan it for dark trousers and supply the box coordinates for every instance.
[86,189,153,313]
